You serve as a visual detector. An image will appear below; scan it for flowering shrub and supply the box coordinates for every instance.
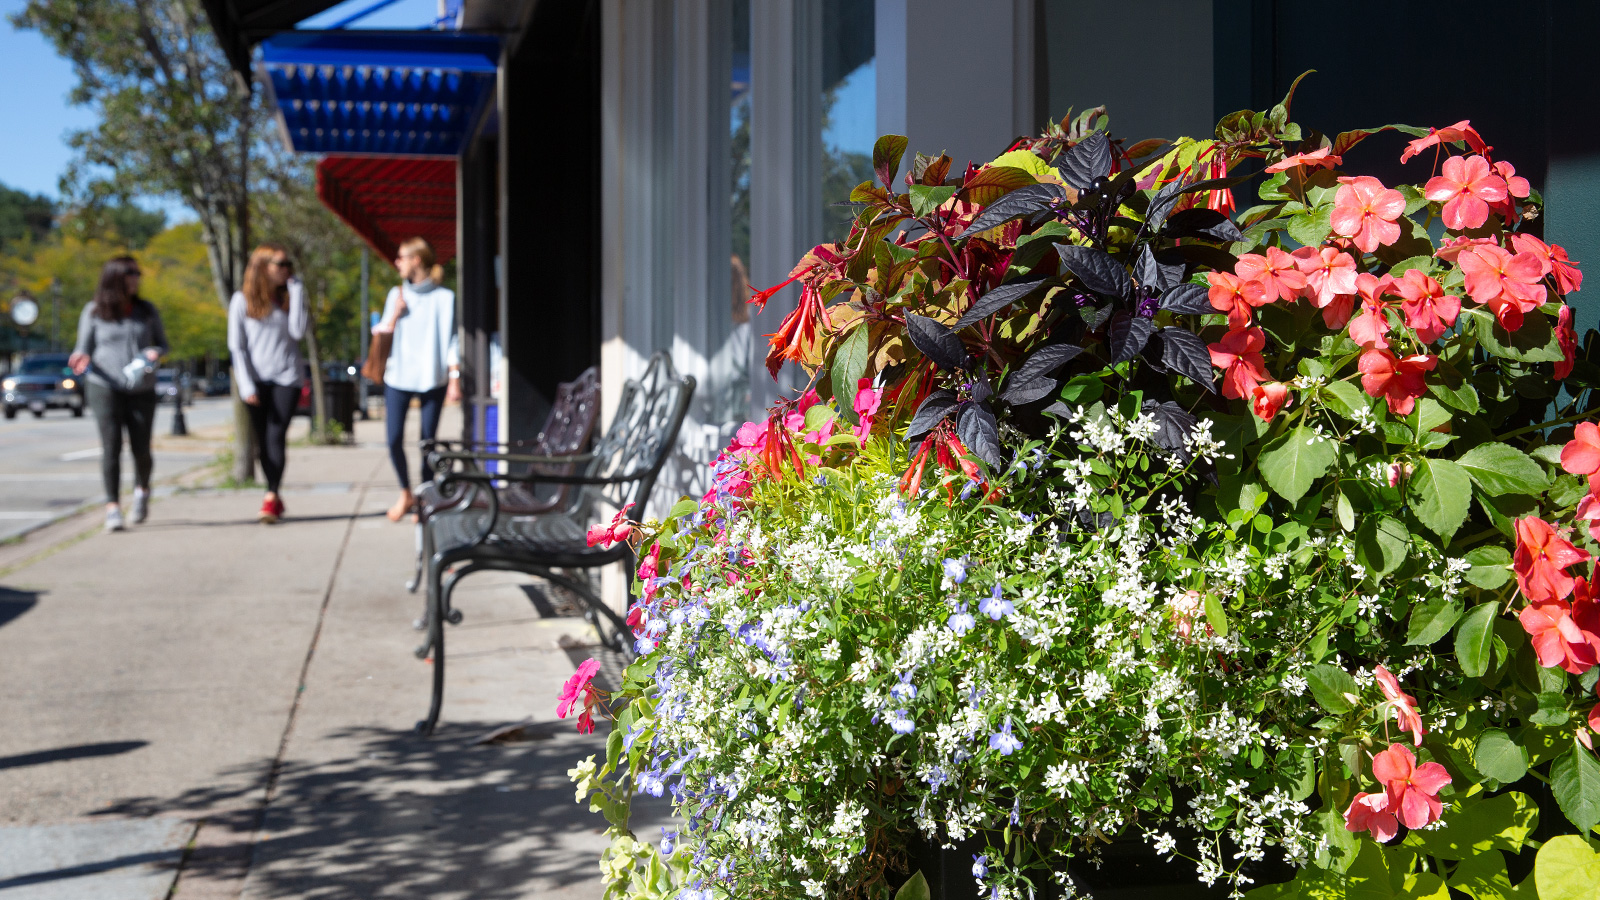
[572,88,1600,899]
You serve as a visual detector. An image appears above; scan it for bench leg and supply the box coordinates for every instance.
[539,567,633,656]
[406,521,425,593]
[416,556,447,736]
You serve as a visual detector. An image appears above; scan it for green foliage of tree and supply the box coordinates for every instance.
[0,184,56,250]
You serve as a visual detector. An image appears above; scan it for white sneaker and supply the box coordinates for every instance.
[132,489,149,524]
[105,506,125,533]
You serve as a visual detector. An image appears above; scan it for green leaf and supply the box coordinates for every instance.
[831,326,870,425]
[1552,743,1600,834]
[1449,849,1537,900]
[1428,379,1480,415]
[1406,595,1464,645]
[1457,443,1550,496]
[1259,426,1338,504]
[1204,592,1230,638]
[872,134,909,186]
[1356,515,1411,577]
[1408,458,1472,541]
[1464,545,1514,590]
[666,498,699,520]
[1474,307,1565,363]
[1532,691,1573,727]
[1336,490,1356,532]
[909,185,958,217]
[1287,204,1333,247]
[1387,254,1434,277]
[1473,730,1531,783]
[1321,380,1370,420]
[1535,834,1600,900]
[1456,602,1500,678]
[894,870,931,900]
[1306,663,1359,714]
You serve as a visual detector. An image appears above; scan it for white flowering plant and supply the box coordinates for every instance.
[571,96,1600,900]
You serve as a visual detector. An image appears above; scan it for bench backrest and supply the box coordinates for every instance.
[503,366,601,514]
[580,352,695,520]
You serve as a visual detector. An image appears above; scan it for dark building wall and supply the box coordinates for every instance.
[500,0,603,441]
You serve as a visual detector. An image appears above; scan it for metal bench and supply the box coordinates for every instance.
[407,366,601,596]
[413,352,694,735]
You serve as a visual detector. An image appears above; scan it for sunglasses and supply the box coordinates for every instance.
[271,259,294,269]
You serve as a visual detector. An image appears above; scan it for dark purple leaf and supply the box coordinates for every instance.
[953,278,1050,329]
[1134,245,1184,294]
[1000,345,1081,405]
[970,380,993,404]
[905,313,969,372]
[1159,283,1214,315]
[1108,313,1156,365]
[957,402,1003,469]
[1056,245,1131,300]
[1042,401,1073,419]
[1163,207,1243,243]
[906,390,957,443]
[1143,400,1197,459]
[1169,242,1240,275]
[955,183,1068,239]
[1054,131,1112,190]
[1155,327,1217,393]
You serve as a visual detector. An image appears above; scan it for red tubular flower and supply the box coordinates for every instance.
[1234,247,1307,303]
[1264,146,1342,174]
[1391,269,1460,344]
[1458,244,1547,332]
[1563,422,1600,476]
[1511,233,1585,296]
[764,283,831,377]
[900,438,932,497]
[1399,119,1489,164]
[1348,273,1394,350]
[1208,327,1270,400]
[1250,382,1290,422]
[1424,155,1508,231]
[1514,516,1592,604]
[1373,665,1425,746]
[1332,176,1406,253]
[746,270,805,312]
[1358,349,1435,415]
[1372,744,1451,831]
[1206,271,1270,328]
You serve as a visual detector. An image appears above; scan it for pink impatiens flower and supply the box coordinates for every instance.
[557,658,603,734]
[586,503,635,548]
[1345,791,1400,843]
[1292,246,1359,327]
[1399,119,1489,164]
[1557,305,1578,381]
[1457,243,1547,332]
[1390,269,1460,344]
[1511,232,1585,297]
[1372,744,1452,831]
[1373,665,1425,746]
[1424,155,1508,231]
[1358,349,1435,415]
[1562,422,1600,478]
[1206,271,1270,329]
[1514,516,1591,605]
[1264,146,1342,174]
[1347,273,1394,350]
[1331,176,1406,253]
[1250,382,1290,422]
[1519,589,1600,675]
[852,378,882,443]
[1234,247,1307,303]
[1208,327,1270,400]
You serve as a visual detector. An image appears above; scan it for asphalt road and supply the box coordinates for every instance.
[0,395,236,541]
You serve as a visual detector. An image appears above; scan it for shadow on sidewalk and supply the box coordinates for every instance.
[134,511,388,530]
[96,722,671,898]
[0,588,38,631]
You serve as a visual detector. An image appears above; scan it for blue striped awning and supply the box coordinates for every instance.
[259,31,499,156]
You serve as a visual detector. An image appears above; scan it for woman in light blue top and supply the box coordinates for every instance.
[227,243,308,524]
[373,236,459,521]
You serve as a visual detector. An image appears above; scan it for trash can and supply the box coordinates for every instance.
[324,380,358,440]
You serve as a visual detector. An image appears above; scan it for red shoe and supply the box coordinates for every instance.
[259,498,280,525]
[272,497,286,519]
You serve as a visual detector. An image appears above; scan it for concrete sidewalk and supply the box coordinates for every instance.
[0,409,662,899]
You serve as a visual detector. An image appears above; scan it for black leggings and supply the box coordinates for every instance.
[385,384,446,488]
[86,382,157,504]
[246,383,300,493]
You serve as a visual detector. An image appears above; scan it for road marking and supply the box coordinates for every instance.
[0,511,54,519]
[60,447,103,460]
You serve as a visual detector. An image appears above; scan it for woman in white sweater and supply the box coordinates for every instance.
[227,243,308,524]
[373,237,459,521]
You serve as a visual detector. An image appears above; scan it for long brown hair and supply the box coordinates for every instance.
[242,243,290,320]
[91,256,141,321]
[399,236,444,284]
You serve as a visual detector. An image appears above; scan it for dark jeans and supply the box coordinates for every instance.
[86,381,157,504]
[246,382,300,493]
[385,384,447,488]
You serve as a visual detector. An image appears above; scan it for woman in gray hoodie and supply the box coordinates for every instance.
[68,256,169,533]
[227,243,308,524]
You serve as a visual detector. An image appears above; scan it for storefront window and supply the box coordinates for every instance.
[708,0,753,425]
[821,1,875,243]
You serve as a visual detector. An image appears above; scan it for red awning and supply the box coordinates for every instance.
[315,156,457,265]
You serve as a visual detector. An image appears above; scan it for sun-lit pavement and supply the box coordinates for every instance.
[0,407,663,899]
[0,396,236,542]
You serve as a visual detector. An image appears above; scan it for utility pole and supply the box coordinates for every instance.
[358,246,370,419]
[49,278,60,351]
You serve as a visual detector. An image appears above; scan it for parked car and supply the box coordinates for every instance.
[197,370,230,397]
[155,369,190,403]
[2,353,84,419]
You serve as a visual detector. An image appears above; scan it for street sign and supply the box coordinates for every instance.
[10,296,37,328]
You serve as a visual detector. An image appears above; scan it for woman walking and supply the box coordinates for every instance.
[373,237,459,522]
[68,256,169,533]
[228,243,308,524]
